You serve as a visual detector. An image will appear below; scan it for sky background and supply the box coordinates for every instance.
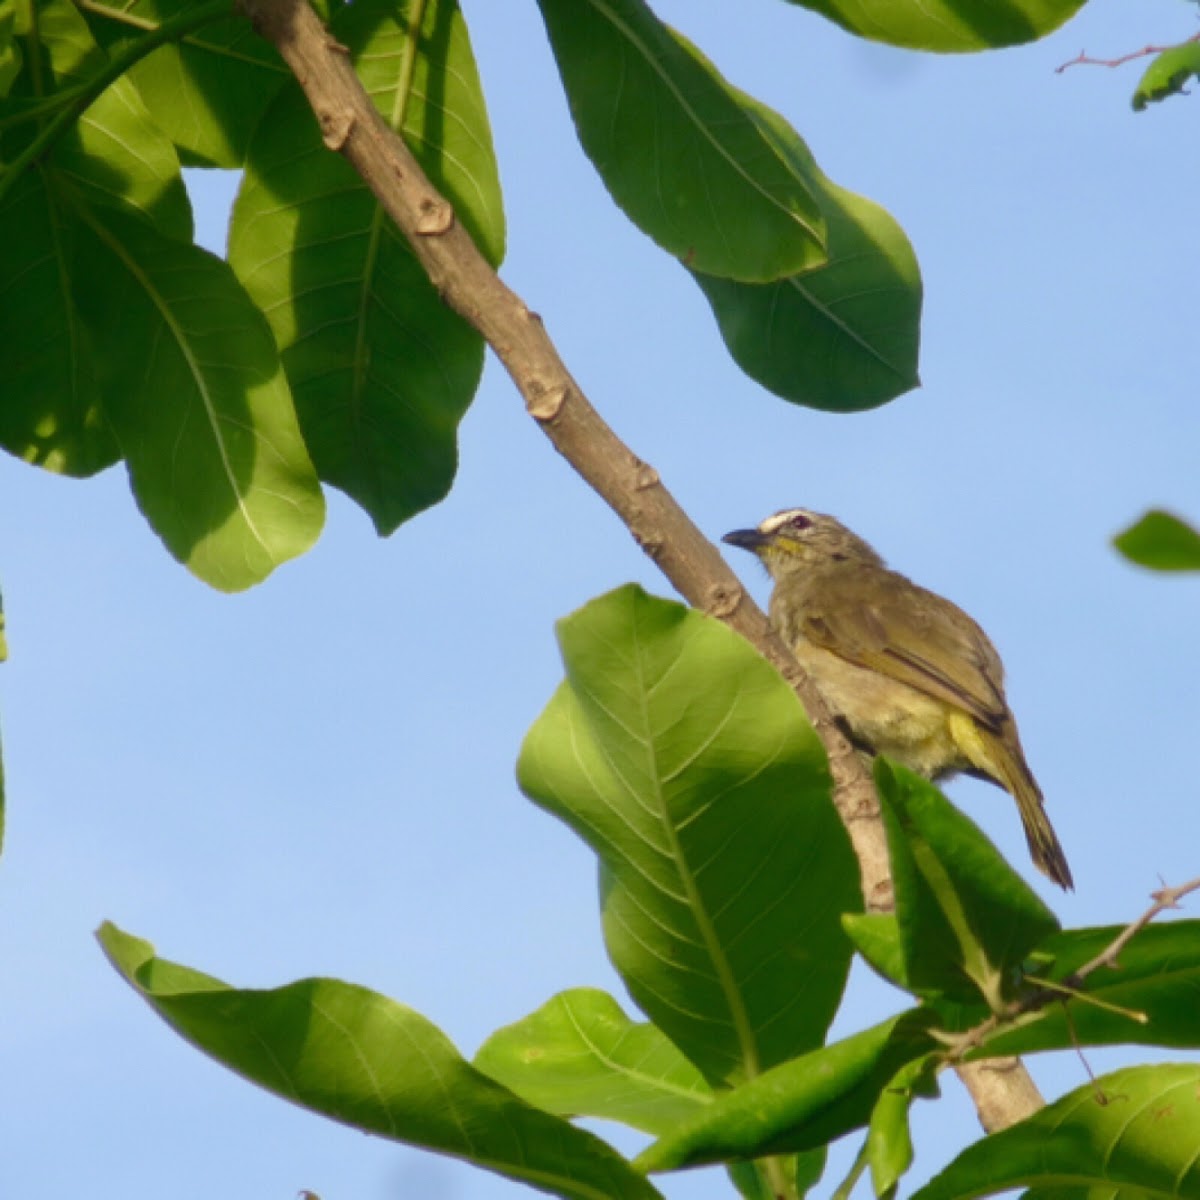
[3,0,1199,1197]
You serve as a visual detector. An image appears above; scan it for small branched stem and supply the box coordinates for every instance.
[946,875,1200,1062]
[1056,31,1200,74]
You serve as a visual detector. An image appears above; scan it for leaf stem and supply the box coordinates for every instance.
[830,1137,870,1200]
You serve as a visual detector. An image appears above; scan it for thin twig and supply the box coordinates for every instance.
[948,875,1200,1060]
[1066,875,1200,984]
[1056,32,1200,74]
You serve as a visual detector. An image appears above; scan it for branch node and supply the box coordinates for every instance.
[703,581,743,619]
[415,198,454,236]
[632,461,660,491]
[321,109,356,151]
[527,381,568,422]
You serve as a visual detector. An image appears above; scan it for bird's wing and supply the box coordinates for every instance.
[798,571,1009,729]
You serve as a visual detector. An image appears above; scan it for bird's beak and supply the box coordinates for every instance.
[722,528,771,552]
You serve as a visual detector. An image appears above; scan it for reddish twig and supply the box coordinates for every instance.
[1056,32,1200,74]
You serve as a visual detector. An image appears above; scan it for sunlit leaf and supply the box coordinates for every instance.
[1133,43,1200,113]
[636,1012,935,1171]
[692,92,920,411]
[72,201,324,591]
[230,0,504,534]
[1113,510,1200,571]
[81,0,288,167]
[476,987,712,1135]
[781,0,1086,52]
[911,1064,1200,1200]
[519,586,859,1087]
[99,924,664,1200]
[876,761,1059,1010]
[537,0,825,282]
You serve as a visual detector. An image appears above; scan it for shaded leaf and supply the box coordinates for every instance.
[537,0,825,282]
[979,921,1200,1058]
[876,761,1059,1009]
[867,1054,939,1199]
[636,1012,936,1171]
[692,93,920,411]
[475,987,712,1135]
[0,0,20,97]
[0,169,117,475]
[71,200,324,591]
[1113,510,1200,572]
[729,1150,826,1200]
[1133,43,1200,112]
[842,912,910,992]
[230,0,504,534]
[16,0,191,238]
[519,586,860,1087]
[99,924,664,1200]
[911,1064,1200,1200]
[782,0,1086,53]
[81,0,288,167]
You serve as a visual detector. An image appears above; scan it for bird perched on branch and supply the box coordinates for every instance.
[723,508,1072,890]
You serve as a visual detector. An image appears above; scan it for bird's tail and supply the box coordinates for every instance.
[950,714,1074,890]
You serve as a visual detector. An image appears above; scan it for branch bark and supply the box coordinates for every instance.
[240,0,1043,1131]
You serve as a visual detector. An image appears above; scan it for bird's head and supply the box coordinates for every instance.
[722,508,883,580]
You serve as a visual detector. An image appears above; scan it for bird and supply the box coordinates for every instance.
[722,508,1073,890]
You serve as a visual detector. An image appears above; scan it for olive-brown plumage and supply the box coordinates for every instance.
[723,508,1072,890]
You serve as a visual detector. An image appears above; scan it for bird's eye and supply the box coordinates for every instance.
[789,514,811,531]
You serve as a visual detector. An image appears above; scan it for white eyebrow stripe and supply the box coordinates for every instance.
[760,508,811,534]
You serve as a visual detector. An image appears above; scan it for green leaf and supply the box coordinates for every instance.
[1133,43,1200,112]
[876,761,1060,1009]
[519,586,860,1087]
[692,94,921,411]
[979,921,1200,1057]
[636,1012,936,1171]
[80,0,288,167]
[13,0,191,239]
[842,913,910,992]
[71,200,325,591]
[475,987,712,1135]
[0,168,118,475]
[536,0,826,282]
[98,924,665,1200]
[1113,510,1200,571]
[729,1150,827,1200]
[867,1055,939,1199]
[230,0,504,534]
[782,0,1087,53]
[0,0,21,97]
[911,1063,1200,1200]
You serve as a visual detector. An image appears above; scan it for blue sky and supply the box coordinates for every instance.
[3,0,1199,1197]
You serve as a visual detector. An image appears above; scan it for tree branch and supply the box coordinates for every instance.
[240,0,1045,1130]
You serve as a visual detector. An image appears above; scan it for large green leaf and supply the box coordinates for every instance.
[978,921,1200,1057]
[866,1054,939,1198]
[71,200,324,591]
[518,586,860,1088]
[911,1064,1200,1200]
[0,168,116,475]
[636,1012,935,1171]
[80,0,288,167]
[1113,510,1200,572]
[13,0,191,238]
[782,0,1087,53]
[537,0,825,282]
[98,924,664,1200]
[875,761,1060,1010]
[1133,43,1200,113]
[0,0,197,475]
[475,987,713,1135]
[230,0,504,534]
[691,93,920,411]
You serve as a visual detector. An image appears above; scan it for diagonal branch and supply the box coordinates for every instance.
[239,0,1042,1131]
